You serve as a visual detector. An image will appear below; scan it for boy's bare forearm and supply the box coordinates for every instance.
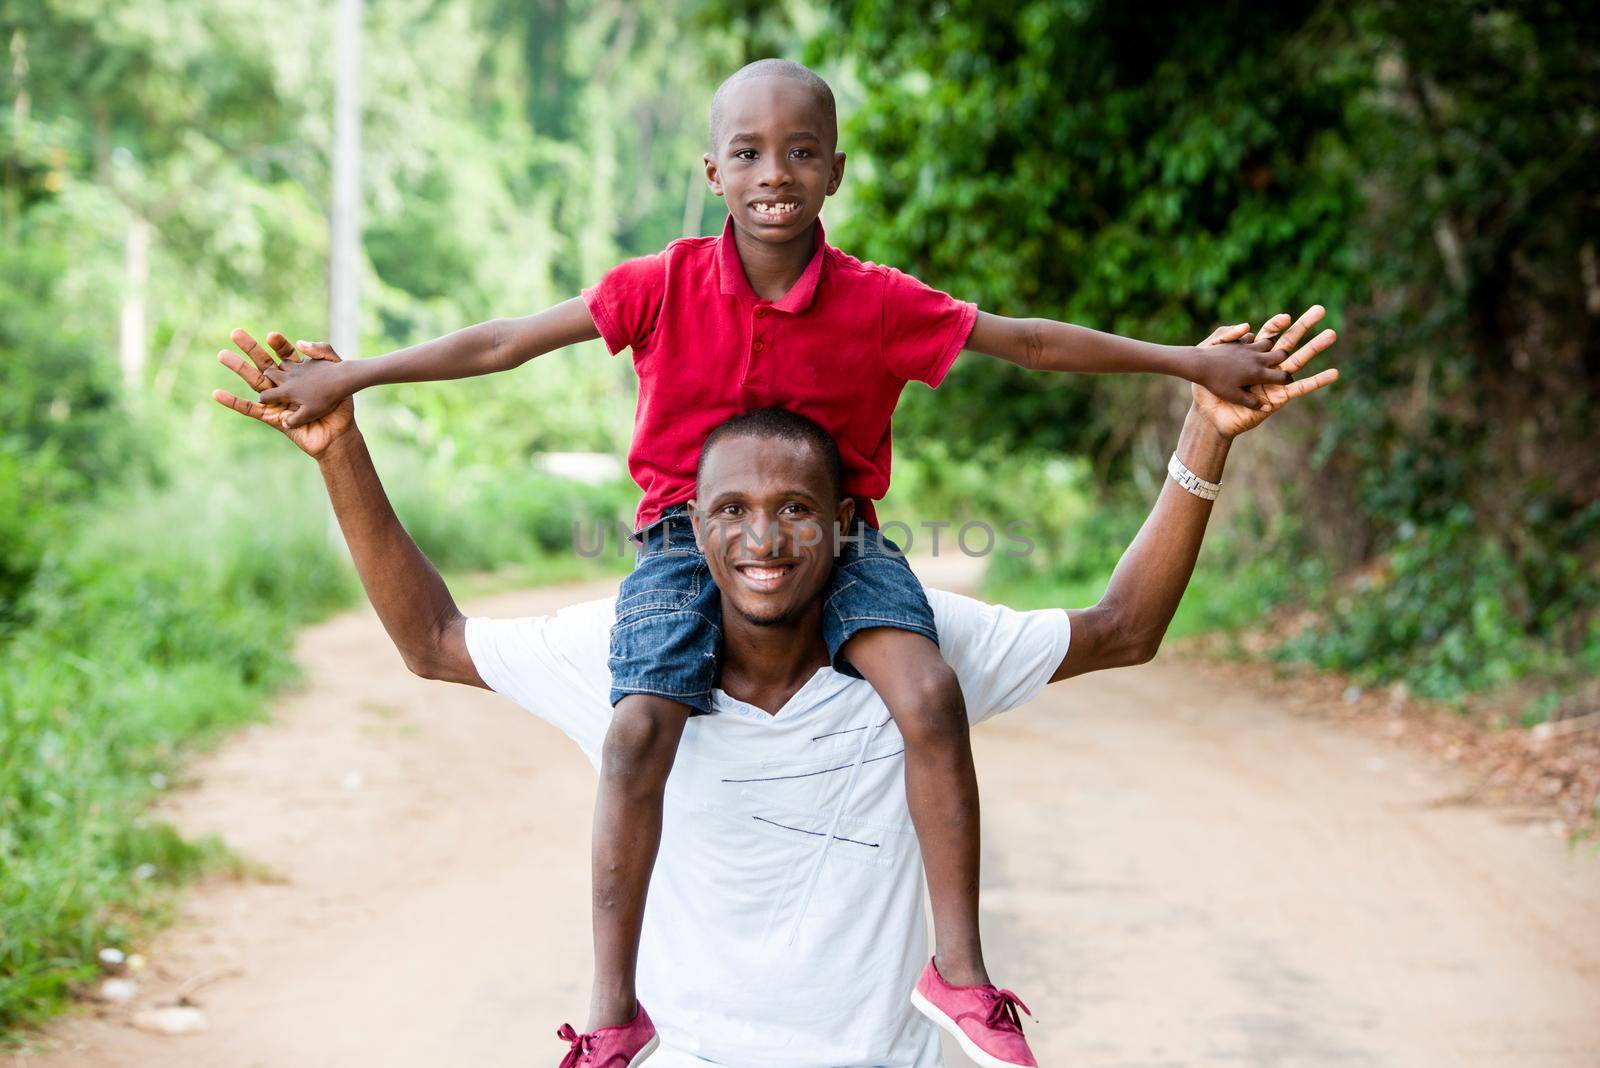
[338,320,501,391]
[1028,319,1194,376]
[315,429,483,687]
[968,313,1194,376]
[965,310,1290,408]
[341,297,601,392]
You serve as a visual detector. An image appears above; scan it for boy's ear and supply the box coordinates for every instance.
[826,151,846,196]
[703,153,724,197]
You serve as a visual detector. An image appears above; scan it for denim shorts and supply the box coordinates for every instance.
[608,504,939,713]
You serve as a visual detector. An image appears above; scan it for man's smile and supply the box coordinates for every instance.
[732,558,800,592]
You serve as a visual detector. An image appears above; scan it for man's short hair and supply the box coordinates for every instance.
[708,58,837,150]
[697,406,844,501]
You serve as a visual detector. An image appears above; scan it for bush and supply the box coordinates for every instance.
[0,242,150,625]
[0,432,636,1033]
[377,441,635,573]
[1282,505,1599,702]
[0,455,352,1032]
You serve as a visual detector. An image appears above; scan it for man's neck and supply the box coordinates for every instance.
[716,600,832,716]
[731,219,817,302]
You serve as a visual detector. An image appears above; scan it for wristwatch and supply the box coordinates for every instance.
[1168,452,1221,501]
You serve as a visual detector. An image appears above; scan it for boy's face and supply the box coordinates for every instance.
[703,76,845,244]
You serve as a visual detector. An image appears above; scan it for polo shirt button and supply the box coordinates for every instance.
[753,341,765,351]
[755,307,767,318]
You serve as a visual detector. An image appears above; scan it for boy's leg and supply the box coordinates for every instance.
[591,507,716,1034]
[841,627,989,987]
[588,693,691,1030]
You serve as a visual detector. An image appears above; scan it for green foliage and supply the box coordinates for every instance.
[0,431,625,1032]
[0,0,744,1035]
[1281,506,1594,701]
[0,241,149,623]
[0,454,352,1032]
[813,0,1365,459]
[807,0,1597,700]
[880,438,1098,551]
[378,441,635,573]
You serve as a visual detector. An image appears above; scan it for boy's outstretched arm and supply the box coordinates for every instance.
[965,309,1294,411]
[248,296,600,428]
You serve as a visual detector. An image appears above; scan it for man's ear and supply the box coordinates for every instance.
[703,153,724,197]
[688,498,705,551]
[834,496,856,554]
[826,151,846,196]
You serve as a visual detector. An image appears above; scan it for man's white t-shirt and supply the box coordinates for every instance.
[465,589,1069,1068]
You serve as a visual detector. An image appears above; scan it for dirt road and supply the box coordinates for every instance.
[13,579,1600,1067]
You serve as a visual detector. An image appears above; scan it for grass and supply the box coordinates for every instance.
[0,452,353,1037]
[981,540,1293,643]
[0,438,634,1040]
[980,499,1597,733]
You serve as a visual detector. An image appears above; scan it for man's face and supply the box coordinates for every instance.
[704,76,845,244]
[690,435,854,628]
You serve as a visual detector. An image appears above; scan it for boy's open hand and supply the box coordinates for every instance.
[1192,306,1339,439]
[1185,332,1309,410]
[213,329,355,457]
[246,337,353,429]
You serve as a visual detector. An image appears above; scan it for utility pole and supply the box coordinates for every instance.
[327,0,362,550]
[329,0,362,361]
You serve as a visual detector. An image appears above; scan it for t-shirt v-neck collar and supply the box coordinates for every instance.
[709,664,851,723]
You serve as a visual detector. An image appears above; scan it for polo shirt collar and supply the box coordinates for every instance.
[715,215,828,314]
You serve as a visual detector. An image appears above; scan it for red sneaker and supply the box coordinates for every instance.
[554,1003,659,1067]
[910,958,1039,1067]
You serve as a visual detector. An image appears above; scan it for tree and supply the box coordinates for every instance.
[807,0,1597,694]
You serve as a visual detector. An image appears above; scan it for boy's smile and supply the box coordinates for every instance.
[704,74,845,249]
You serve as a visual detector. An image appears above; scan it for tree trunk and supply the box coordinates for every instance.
[119,216,151,386]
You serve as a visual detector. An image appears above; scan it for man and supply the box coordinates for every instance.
[213,308,1337,1067]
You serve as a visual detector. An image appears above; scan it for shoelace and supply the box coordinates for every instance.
[982,987,1033,1033]
[556,1023,594,1068]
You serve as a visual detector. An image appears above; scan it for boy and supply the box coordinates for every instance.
[254,59,1296,1066]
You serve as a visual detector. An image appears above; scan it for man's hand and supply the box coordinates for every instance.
[213,329,356,457]
[1192,306,1339,438]
[213,329,482,688]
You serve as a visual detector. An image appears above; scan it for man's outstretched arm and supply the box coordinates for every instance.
[315,430,485,687]
[213,329,485,688]
[1051,308,1340,683]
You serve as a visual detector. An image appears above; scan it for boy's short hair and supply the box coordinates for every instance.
[708,59,837,150]
[697,406,844,501]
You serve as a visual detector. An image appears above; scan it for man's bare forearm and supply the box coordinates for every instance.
[1057,405,1230,679]
[315,430,482,686]
[339,297,601,392]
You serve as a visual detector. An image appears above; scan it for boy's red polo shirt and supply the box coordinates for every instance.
[583,217,977,531]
